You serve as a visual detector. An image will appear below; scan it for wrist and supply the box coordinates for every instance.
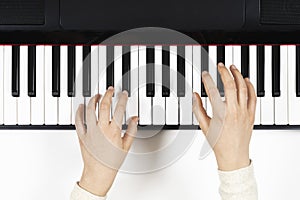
[216,155,250,171]
[79,167,117,197]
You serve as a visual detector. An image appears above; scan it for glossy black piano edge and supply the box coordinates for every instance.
[0,125,300,130]
[2,31,300,45]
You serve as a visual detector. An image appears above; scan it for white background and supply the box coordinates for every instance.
[0,129,299,200]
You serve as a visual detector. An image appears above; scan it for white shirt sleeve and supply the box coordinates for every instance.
[218,161,258,200]
[70,182,107,200]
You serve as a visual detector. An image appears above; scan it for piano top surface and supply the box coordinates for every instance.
[1,0,300,130]
[0,0,299,45]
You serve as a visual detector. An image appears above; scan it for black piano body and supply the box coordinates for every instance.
[0,0,300,130]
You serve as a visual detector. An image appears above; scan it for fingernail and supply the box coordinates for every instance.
[202,71,208,76]
[108,86,114,91]
[231,65,237,70]
[245,78,250,82]
[132,116,139,123]
[193,93,197,103]
[123,90,128,96]
[218,62,224,67]
[135,117,139,123]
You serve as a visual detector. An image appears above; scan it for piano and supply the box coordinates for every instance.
[1,0,300,130]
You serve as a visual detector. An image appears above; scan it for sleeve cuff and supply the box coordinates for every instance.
[70,182,107,200]
[218,160,258,200]
[218,161,255,185]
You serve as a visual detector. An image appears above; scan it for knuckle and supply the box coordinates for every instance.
[230,105,238,115]
[225,80,236,90]
[118,104,126,112]
[100,101,109,111]
[87,102,95,110]
[247,112,255,124]
[240,85,248,94]
[192,104,197,112]
[87,105,94,112]
[209,87,219,96]
[250,116,255,125]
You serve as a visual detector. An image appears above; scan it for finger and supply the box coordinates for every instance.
[75,104,86,138]
[192,92,211,134]
[202,71,223,108]
[98,94,103,121]
[87,94,101,126]
[112,90,128,128]
[245,78,257,123]
[99,86,114,125]
[123,116,138,151]
[217,63,238,106]
[230,65,248,109]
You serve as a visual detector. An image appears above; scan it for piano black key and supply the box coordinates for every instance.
[12,45,20,97]
[241,45,249,78]
[52,45,60,97]
[83,46,91,97]
[272,45,280,97]
[122,46,131,96]
[162,46,170,97]
[217,46,225,96]
[296,46,300,97]
[68,46,76,97]
[177,46,185,97]
[28,45,36,97]
[146,46,155,97]
[201,46,208,97]
[257,46,265,97]
[106,46,114,89]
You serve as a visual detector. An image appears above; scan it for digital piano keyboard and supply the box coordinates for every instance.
[1,0,300,130]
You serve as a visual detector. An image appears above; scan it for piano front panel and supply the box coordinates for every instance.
[0,44,300,130]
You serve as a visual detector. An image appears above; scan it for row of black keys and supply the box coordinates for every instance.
[11,45,186,98]
[10,45,300,98]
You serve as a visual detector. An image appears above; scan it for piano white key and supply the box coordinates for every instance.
[98,45,107,95]
[201,46,208,113]
[59,46,72,125]
[31,45,45,125]
[261,45,274,125]
[180,45,193,125]
[152,45,165,125]
[91,46,99,119]
[3,46,17,125]
[98,45,109,122]
[112,46,124,125]
[44,46,58,125]
[0,47,3,123]
[225,45,233,70]
[275,45,288,125]
[207,45,217,117]
[166,46,178,125]
[233,46,242,71]
[72,46,83,125]
[249,45,261,125]
[0,46,4,124]
[126,46,139,122]
[139,46,152,125]
[18,46,31,125]
[288,45,300,125]
[192,46,203,125]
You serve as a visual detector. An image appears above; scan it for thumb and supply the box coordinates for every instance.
[75,104,86,139]
[192,92,211,134]
[122,116,138,151]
